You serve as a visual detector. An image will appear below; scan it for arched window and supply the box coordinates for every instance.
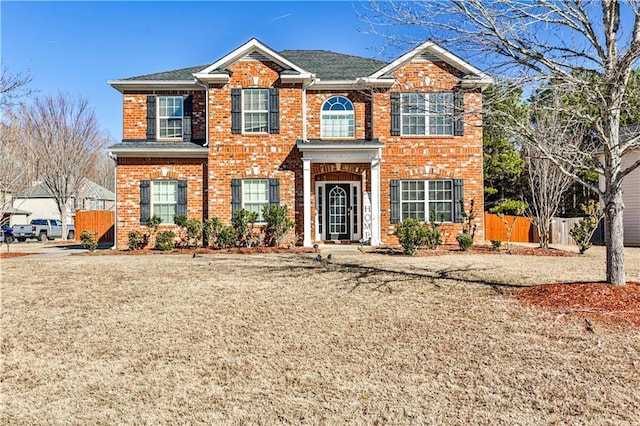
[321,96,355,138]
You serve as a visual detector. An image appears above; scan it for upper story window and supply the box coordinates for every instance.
[158,96,183,139]
[231,88,280,135]
[321,96,355,138]
[243,89,269,133]
[400,93,453,136]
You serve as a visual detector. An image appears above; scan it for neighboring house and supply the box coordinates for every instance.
[620,126,640,246]
[2,206,32,227]
[12,179,115,225]
[108,38,492,248]
[597,125,640,247]
[621,148,640,246]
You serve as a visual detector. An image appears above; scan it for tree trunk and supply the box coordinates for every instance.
[604,190,625,285]
[59,201,68,241]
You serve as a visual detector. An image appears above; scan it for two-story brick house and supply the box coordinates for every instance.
[108,38,492,249]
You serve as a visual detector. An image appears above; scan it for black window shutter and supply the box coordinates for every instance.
[268,178,280,206]
[140,180,151,224]
[454,91,464,136]
[177,180,188,216]
[231,179,242,214]
[390,92,400,136]
[231,89,242,134]
[453,179,464,223]
[269,88,280,134]
[146,96,156,140]
[183,95,193,142]
[390,179,400,224]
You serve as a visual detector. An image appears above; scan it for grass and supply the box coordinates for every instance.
[1,248,639,424]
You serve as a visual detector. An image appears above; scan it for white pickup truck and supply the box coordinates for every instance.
[12,219,75,242]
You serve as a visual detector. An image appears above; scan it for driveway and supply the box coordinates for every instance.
[1,241,92,259]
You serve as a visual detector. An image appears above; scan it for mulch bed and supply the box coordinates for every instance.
[79,246,316,256]
[371,244,578,257]
[0,253,33,259]
[515,282,640,329]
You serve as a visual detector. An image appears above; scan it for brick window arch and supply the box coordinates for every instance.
[321,96,354,138]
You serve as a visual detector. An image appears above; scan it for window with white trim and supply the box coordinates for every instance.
[401,93,453,136]
[158,97,183,138]
[400,180,453,222]
[321,96,355,138]
[243,89,269,133]
[242,179,269,220]
[152,180,177,224]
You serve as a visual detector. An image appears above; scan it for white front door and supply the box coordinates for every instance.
[316,181,360,241]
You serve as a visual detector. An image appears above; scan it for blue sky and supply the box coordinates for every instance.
[2,1,399,141]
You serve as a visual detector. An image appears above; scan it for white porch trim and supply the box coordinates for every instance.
[303,158,312,247]
[297,139,383,247]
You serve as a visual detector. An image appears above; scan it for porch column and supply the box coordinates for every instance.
[370,157,381,246]
[303,158,312,247]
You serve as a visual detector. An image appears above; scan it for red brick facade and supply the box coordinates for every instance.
[111,41,488,248]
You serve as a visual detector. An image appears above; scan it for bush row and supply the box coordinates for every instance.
[128,204,295,251]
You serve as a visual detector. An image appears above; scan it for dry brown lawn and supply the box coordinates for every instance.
[1,247,639,425]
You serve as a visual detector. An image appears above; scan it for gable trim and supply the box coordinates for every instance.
[369,41,493,87]
[195,38,310,80]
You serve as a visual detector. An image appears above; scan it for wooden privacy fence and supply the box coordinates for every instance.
[75,210,115,244]
[484,212,597,246]
[484,212,537,243]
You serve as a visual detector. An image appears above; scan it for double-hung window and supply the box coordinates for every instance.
[231,178,280,222]
[400,180,453,222]
[152,180,178,224]
[242,179,269,220]
[243,89,269,133]
[321,96,355,138]
[158,96,183,139]
[400,93,453,136]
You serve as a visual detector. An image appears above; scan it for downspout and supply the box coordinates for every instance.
[108,152,118,249]
[194,79,209,147]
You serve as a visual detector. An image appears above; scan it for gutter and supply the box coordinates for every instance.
[108,152,118,250]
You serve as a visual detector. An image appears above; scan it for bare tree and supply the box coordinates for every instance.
[1,67,36,110]
[22,94,104,239]
[522,91,586,248]
[364,0,640,285]
[0,112,29,221]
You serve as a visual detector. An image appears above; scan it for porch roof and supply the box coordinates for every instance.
[296,139,383,162]
[108,141,208,158]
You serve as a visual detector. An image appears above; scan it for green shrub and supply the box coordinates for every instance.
[460,198,477,240]
[155,230,176,251]
[145,215,162,247]
[185,218,203,248]
[128,230,146,250]
[395,218,430,255]
[80,230,98,252]
[490,239,502,250]
[456,232,474,251]
[263,204,295,247]
[569,200,602,254]
[215,225,236,249]
[232,209,258,247]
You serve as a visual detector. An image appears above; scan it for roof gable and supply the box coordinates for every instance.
[15,180,115,201]
[195,38,310,80]
[369,41,493,87]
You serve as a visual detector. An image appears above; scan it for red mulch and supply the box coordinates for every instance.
[515,282,640,329]
[0,252,33,259]
[373,244,577,257]
[80,246,315,256]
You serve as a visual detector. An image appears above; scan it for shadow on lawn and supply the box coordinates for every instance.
[271,255,531,294]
